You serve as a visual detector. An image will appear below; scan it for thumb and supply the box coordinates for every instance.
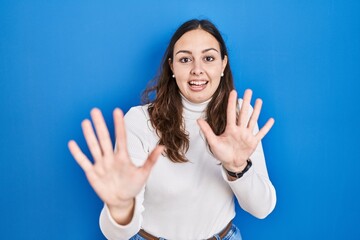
[142,145,165,173]
[197,119,217,146]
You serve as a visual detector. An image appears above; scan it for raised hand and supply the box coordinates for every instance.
[197,89,274,173]
[68,108,164,224]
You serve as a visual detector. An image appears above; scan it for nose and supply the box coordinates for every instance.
[190,60,204,75]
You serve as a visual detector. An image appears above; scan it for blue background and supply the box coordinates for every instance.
[1,1,359,239]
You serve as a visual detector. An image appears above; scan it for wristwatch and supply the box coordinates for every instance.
[225,159,252,179]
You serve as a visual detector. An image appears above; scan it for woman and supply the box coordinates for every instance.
[68,19,276,240]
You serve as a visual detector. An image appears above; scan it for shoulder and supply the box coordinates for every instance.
[125,104,150,121]
[124,104,153,132]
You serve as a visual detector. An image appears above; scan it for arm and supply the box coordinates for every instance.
[99,189,145,239]
[198,89,276,218]
[68,108,163,239]
[222,136,276,219]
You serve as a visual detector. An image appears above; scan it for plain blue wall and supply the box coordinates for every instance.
[1,1,359,239]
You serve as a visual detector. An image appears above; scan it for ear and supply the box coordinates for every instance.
[222,55,228,73]
[168,58,174,72]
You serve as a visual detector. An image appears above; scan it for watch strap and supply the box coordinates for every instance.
[225,159,252,179]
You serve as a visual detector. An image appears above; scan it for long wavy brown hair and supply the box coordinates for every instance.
[142,19,236,163]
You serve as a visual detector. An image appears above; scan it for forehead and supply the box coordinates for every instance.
[174,29,220,52]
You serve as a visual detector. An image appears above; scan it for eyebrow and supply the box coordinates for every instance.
[175,48,219,55]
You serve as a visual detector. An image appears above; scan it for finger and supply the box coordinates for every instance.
[256,118,275,140]
[238,89,252,127]
[82,119,103,162]
[68,140,94,173]
[248,98,262,130]
[90,108,114,157]
[197,119,217,146]
[226,90,238,127]
[113,108,127,154]
[142,145,165,173]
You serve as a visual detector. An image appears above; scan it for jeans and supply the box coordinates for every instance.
[129,224,242,240]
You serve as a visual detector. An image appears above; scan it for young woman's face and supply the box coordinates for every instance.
[170,29,228,104]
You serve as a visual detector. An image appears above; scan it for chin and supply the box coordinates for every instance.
[192,96,211,104]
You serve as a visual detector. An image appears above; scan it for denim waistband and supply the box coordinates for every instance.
[130,223,242,240]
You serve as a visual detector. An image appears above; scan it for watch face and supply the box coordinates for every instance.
[235,172,244,178]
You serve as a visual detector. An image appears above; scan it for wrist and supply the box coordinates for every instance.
[107,198,135,225]
[224,159,252,179]
[223,159,248,173]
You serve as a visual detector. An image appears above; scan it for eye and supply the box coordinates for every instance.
[204,56,215,62]
[179,57,192,63]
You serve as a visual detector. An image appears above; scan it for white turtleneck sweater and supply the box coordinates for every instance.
[99,97,276,240]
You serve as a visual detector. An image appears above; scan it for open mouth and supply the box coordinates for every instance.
[188,80,208,91]
[188,80,208,86]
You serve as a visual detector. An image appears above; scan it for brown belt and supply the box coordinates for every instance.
[138,221,232,240]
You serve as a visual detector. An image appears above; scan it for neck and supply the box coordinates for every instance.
[181,94,210,119]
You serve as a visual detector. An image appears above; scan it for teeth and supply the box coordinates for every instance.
[189,80,207,86]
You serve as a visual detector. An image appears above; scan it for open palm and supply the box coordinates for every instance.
[68,108,163,212]
[198,89,274,172]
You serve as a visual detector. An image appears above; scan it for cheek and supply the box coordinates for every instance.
[175,78,187,91]
[172,62,187,73]
[209,68,222,80]
[174,68,190,82]
[207,63,223,75]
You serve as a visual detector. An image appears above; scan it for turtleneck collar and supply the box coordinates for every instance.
[181,93,211,119]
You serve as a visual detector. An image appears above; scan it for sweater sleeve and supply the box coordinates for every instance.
[99,189,145,239]
[221,99,276,219]
[99,106,151,239]
[221,140,276,219]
